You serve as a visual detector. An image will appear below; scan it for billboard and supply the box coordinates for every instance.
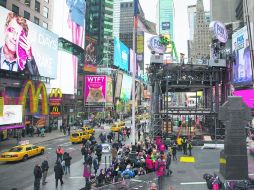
[163,33,173,64]
[136,31,144,71]
[84,35,97,71]
[162,22,170,30]
[233,89,254,108]
[52,1,85,48]
[0,105,22,125]
[85,75,106,103]
[114,37,129,71]
[0,7,58,78]
[120,74,132,102]
[232,25,254,85]
[129,49,134,74]
[50,51,77,94]
[106,77,113,103]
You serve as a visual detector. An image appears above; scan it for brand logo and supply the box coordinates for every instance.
[49,88,62,99]
[209,21,228,43]
[148,36,166,54]
[50,105,60,116]
[19,80,48,115]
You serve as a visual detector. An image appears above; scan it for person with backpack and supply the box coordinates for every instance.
[155,153,166,190]
[41,158,49,185]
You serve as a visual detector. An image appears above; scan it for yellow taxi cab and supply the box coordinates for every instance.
[82,126,95,134]
[70,131,92,143]
[0,143,45,162]
[111,123,124,132]
[118,121,125,127]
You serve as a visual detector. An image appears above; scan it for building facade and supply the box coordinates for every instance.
[191,0,210,62]
[156,0,174,38]
[0,0,53,30]
[86,0,114,66]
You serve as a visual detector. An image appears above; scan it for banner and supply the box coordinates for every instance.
[0,105,23,125]
[85,75,106,103]
[0,7,58,78]
[84,35,97,72]
[106,77,113,103]
[0,97,3,117]
[115,72,123,98]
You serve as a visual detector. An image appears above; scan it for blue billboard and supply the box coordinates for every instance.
[0,6,58,78]
[114,37,129,71]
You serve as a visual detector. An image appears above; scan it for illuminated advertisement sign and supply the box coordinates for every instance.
[50,105,61,116]
[85,75,106,103]
[232,25,254,85]
[0,7,58,78]
[84,35,97,72]
[53,0,85,48]
[106,77,113,103]
[49,88,62,116]
[50,51,77,94]
[233,89,254,108]
[120,74,132,102]
[137,31,144,71]
[129,49,134,74]
[0,105,22,125]
[114,37,129,71]
[115,72,123,98]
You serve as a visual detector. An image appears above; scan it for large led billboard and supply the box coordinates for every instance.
[115,72,123,98]
[0,7,58,78]
[120,74,132,102]
[50,51,77,94]
[232,25,254,85]
[114,37,129,71]
[85,75,106,103]
[53,1,85,48]
[233,89,254,109]
[106,76,113,103]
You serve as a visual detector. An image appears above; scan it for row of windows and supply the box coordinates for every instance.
[25,0,49,18]
[121,2,133,8]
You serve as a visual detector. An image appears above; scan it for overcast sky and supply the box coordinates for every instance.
[139,0,210,56]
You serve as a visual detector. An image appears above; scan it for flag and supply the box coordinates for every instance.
[134,0,157,35]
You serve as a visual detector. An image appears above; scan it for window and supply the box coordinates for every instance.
[26,147,32,151]
[12,4,19,15]
[77,90,81,96]
[0,0,7,7]
[34,17,39,25]
[35,1,40,12]
[24,11,30,20]
[24,0,30,7]
[42,21,48,29]
[43,6,49,18]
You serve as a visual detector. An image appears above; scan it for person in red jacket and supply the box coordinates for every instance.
[145,154,154,173]
[155,153,166,190]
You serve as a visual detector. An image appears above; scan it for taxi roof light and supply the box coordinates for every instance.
[19,140,30,145]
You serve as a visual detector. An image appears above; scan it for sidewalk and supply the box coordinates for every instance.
[0,129,66,153]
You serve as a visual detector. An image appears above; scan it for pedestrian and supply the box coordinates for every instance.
[166,152,173,176]
[145,154,154,173]
[121,164,135,188]
[61,158,66,174]
[149,183,158,190]
[188,141,193,156]
[67,126,71,136]
[172,143,177,161]
[83,163,91,189]
[41,158,49,185]
[33,163,42,190]
[123,128,127,141]
[138,130,141,141]
[177,136,182,151]
[56,146,64,162]
[155,153,166,190]
[93,157,99,176]
[182,137,187,155]
[64,152,72,175]
[54,161,64,188]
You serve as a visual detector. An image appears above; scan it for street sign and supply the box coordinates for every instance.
[101,143,111,153]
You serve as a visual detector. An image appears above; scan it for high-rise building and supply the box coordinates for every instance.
[0,0,53,30]
[86,0,114,66]
[191,0,210,62]
[156,0,174,38]
[113,0,131,39]
[211,0,241,23]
